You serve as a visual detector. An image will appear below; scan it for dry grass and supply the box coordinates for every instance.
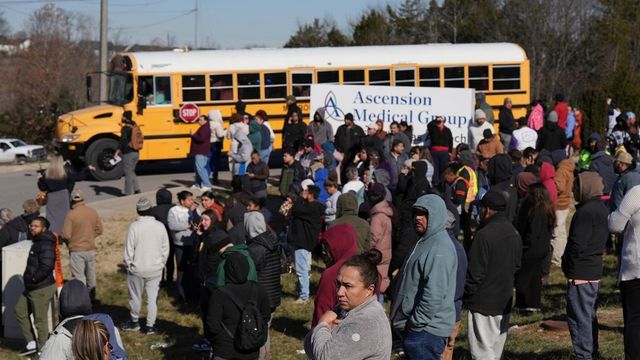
[0,212,626,359]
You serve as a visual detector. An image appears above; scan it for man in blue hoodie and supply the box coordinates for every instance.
[390,194,458,360]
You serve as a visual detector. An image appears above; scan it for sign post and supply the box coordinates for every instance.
[179,103,200,123]
[310,84,475,146]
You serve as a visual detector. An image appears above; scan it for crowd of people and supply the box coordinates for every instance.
[3,92,640,359]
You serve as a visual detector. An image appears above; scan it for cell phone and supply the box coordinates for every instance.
[332,304,347,320]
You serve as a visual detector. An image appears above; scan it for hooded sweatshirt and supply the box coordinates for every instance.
[246,212,282,310]
[208,110,226,144]
[310,108,334,144]
[124,216,170,278]
[390,194,458,337]
[229,128,253,175]
[537,121,568,152]
[151,189,173,236]
[488,154,518,222]
[540,162,558,205]
[312,224,357,326]
[369,200,394,293]
[590,151,616,194]
[207,253,271,360]
[555,159,575,210]
[562,172,608,280]
[329,193,371,253]
[247,119,262,152]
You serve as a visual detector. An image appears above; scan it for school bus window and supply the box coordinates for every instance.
[292,72,312,97]
[182,75,206,102]
[264,72,287,99]
[209,74,233,101]
[369,69,390,86]
[344,69,365,85]
[317,70,339,84]
[419,67,440,87]
[395,68,415,87]
[152,76,171,105]
[493,65,521,90]
[468,66,489,91]
[237,73,260,100]
[444,67,464,88]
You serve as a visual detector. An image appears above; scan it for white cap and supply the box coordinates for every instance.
[301,179,314,190]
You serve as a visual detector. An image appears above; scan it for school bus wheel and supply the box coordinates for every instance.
[85,138,124,181]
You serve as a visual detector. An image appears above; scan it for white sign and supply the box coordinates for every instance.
[310,84,475,146]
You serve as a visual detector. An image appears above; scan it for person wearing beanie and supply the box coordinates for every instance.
[476,92,495,124]
[477,128,504,160]
[121,197,170,335]
[537,110,568,152]
[61,190,103,301]
[499,97,516,149]
[512,116,538,151]
[465,189,522,360]
[610,151,640,213]
[469,109,493,151]
[563,172,608,360]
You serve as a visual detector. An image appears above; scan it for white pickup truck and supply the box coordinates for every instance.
[0,138,47,164]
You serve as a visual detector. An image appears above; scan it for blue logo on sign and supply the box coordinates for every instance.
[323,91,345,121]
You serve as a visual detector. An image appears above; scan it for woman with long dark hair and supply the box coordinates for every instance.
[515,183,556,312]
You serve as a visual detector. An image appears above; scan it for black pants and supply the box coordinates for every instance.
[210,142,223,182]
[514,257,545,309]
[163,241,175,283]
[621,278,640,359]
[200,285,212,338]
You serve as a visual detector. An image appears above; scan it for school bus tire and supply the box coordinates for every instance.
[85,138,124,181]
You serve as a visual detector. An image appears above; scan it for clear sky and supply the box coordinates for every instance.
[0,0,404,48]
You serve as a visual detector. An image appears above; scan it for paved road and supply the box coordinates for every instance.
[0,159,230,214]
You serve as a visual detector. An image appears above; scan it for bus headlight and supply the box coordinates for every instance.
[61,134,80,142]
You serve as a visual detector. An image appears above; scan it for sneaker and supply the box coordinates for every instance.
[17,347,37,357]
[200,186,211,192]
[142,325,156,335]
[120,320,140,332]
[294,297,309,304]
[190,184,200,190]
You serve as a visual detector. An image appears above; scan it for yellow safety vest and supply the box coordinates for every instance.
[457,165,478,206]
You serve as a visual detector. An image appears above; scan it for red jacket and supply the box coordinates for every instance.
[312,223,357,326]
[555,102,570,130]
[540,162,558,205]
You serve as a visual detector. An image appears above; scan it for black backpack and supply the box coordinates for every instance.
[219,282,268,352]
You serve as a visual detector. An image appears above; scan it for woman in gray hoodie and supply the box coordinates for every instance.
[304,250,392,360]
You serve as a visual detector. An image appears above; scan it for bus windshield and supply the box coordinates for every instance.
[107,72,133,105]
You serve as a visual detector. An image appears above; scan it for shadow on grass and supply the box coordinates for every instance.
[271,316,309,341]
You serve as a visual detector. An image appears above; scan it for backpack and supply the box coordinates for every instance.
[218,283,268,352]
[84,313,128,360]
[127,124,144,150]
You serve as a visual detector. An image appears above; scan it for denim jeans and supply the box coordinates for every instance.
[195,154,212,188]
[566,281,599,359]
[430,150,450,186]
[294,248,311,300]
[259,146,272,167]
[499,132,512,150]
[402,329,446,360]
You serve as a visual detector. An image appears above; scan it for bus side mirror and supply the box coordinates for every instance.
[86,74,93,102]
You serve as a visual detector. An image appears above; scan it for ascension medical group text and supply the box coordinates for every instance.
[350,91,471,128]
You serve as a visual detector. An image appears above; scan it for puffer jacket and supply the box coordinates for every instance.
[555,159,575,210]
[369,200,393,293]
[24,230,56,291]
[312,224,357,326]
[247,230,282,311]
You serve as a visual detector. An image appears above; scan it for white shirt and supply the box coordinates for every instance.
[342,180,365,195]
[468,122,493,151]
[511,126,538,150]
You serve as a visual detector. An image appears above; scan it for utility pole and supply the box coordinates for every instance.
[99,0,108,103]
[194,0,198,49]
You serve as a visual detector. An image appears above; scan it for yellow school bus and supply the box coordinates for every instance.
[54,43,529,180]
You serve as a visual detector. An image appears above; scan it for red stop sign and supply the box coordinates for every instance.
[179,103,200,123]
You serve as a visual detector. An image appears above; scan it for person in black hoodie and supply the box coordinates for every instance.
[515,184,556,313]
[562,172,608,360]
[207,252,270,360]
[465,191,521,360]
[245,211,281,359]
[537,111,568,152]
[287,185,325,303]
[427,116,453,185]
[15,216,57,356]
[487,153,518,223]
[151,188,175,286]
[192,209,232,353]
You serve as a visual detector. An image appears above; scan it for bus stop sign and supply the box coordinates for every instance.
[179,103,200,123]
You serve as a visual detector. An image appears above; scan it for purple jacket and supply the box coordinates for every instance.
[190,123,212,156]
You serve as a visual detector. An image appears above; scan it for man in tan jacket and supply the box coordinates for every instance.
[477,129,505,160]
[62,190,103,301]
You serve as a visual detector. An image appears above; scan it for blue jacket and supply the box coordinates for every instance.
[390,194,458,337]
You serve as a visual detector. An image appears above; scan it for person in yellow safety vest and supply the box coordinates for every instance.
[455,150,479,212]
[443,164,470,211]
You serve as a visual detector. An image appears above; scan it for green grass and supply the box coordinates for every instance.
[0,215,625,359]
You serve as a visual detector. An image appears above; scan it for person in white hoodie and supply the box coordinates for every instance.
[121,197,169,334]
[208,110,226,184]
[468,109,493,152]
